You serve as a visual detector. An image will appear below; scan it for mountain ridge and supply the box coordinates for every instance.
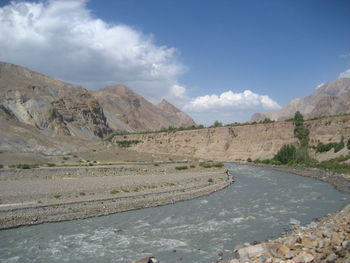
[251,77,350,122]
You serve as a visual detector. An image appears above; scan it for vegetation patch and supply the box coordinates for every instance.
[208,178,213,183]
[316,137,345,153]
[79,192,86,196]
[53,194,61,199]
[0,164,3,169]
[9,163,39,169]
[116,140,142,148]
[110,189,119,194]
[199,161,224,168]
[175,165,188,170]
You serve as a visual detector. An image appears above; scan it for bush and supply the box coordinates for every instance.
[199,161,224,168]
[212,162,224,168]
[46,163,56,167]
[116,140,142,148]
[348,139,350,150]
[63,156,70,160]
[110,189,119,194]
[247,158,252,162]
[175,165,188,170]
[316,138,345,153]
[190,164,196,168]
[0,164,3,169]
[208,178,213,183]
[273,144,296,164]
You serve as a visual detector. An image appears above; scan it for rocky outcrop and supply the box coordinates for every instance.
[112,115,350,161]
[92,85,195,132]
[0,61,111,139]
[251,78,350,122]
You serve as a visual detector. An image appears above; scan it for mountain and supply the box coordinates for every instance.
[251,77,350,122]
[92,86,195,132]
[0,61,111,139]
[157,99,196,128]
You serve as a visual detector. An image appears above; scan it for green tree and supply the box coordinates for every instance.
[293,111,309,147]
[213,120,223,127]
[273,144,296,164]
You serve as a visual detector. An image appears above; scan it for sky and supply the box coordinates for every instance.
[0,0,350,125]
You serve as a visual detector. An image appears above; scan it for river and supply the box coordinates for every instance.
[0,164,349,263]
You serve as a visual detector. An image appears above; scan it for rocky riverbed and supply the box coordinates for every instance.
[0,162,232,229]
[219,165,350,263]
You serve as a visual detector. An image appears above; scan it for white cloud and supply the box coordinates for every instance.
[185,90,280,112]
[339,69,350,79]
[0,0,184,101]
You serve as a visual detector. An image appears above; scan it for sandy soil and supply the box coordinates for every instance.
[0,162,232,229]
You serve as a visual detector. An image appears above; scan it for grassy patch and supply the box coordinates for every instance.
[110,189,119,194]
[122,189,130,193]
[175,165,188,170]
[79,192,86,196]
[208,178,213,183]
[53,194,61,199]
[199,161,224,168]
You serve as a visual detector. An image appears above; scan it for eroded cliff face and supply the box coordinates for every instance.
[112,116,350,161]
[0,62,111,139]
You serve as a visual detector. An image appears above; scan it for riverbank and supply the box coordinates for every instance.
[219,165,350,263]
[0,163,233,230]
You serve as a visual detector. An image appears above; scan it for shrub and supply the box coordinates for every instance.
[348,139,350,150]
[190,164,196,168]
[175,165,188,170]
[46,163,56,167]
[122,189,129,193]
[53,194,61,199]
[212,162,224,168]
[79,192,86,196]
[110,189,119,194]
[273,144,296,164]
[63,156,70,160]
[208,178,213,183]
[0,164,3,169]
[247,158,252,162]
[199,161,224,168]
[316,138,345,153]
[116,140,142,148]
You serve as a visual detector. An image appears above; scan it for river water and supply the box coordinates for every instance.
[0,164,349,263]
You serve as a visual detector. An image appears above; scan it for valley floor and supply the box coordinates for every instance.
[0,162,232,230]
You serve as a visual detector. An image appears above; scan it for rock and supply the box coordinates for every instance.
[331,233,342,246]
[325,253,337,263]
[132,257,159,263]
[276,245,290,258]
[293,252,314,263]
[237,244,265,261]
[342,240,350,251]
[301,237,318,249]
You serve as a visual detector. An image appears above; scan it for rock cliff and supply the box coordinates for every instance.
[92,85,195,132]
[0,61,111,139]
[112,115,350,161]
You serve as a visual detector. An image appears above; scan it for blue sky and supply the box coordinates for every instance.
[0,0,349,125]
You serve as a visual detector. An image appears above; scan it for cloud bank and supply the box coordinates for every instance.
[185,90,280,112]
[0,0,184,101]
[0,0,281,124]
